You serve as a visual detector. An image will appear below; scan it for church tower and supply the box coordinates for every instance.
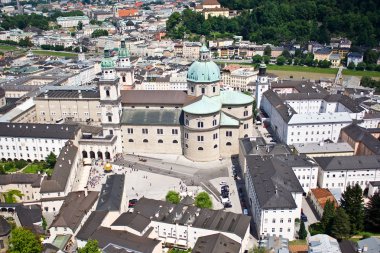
[255,63,269,109]
[99,48,122,152]
[116,40,134,90]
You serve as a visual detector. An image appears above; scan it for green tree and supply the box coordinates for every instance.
[14,159,27,170]
[366,191,380,232]
[42,216,47,231]
[340,184,364,234]
[364,49,379,64]
[78,240,101,253]
[298,220,307,239]
[320,199,335,234]
[356,62,366,71]
[195,192,212,209]
[263,55,270,64]
[252,54,262,64]
[249,246,267,253]
[276,56,286,65]
[331,207,351,240]
[347,62,356,70]
[0,165,5,175]
[2,189,24,203]
[19,37,33,47]
[166,190,181,204]
[45,152,57,168]
[91,29,108,38]
[264,46,271,57]
[9,227,42,253]
[77,21,83,30]
[281,49,291,59]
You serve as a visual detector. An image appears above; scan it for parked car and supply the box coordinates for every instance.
[221,190,229,198]
[224,202,232,208]
[128,199,138,208]
[221,185,229,192]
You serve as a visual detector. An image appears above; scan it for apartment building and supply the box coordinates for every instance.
[315,155,380,192]
[245,155,303,240]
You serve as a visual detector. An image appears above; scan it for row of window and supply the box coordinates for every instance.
[1,152,45,159]
[0,138,59,143]
[264,218,292,224]
[0,146,55,152]
[126,128,179,135]
[263,227,291,233]
[128,139,179,144]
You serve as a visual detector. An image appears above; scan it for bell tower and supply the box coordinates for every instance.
[99,48,122,153]
[116,40,134,90]
[255,63,269,109]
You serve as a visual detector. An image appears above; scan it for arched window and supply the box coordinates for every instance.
[198,147,203,150]
[105,89,110,97]
[173,140,178,143]
[214,144,218,149]
[244,134,248,138]
[201,87,205,94]
[191,87,194,93]
[128,139,134,142]
[143,139,148,143]
[185,144,188,148]
[198,122,204,128]
[226,142,232,146]
[122,76,126,82]
[158,139,163,143]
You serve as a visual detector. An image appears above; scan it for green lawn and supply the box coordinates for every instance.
[266,64,338,74]
[0,44,18,51]
[168,248,191,253]
[32,50,78,58]
[0,162,21,173]
[342,69,380,78]
[23,163,53,175]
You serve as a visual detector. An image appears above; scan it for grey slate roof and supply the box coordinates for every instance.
[0,174,42,187]
[239,137,291,157]
[40,142,78,193]
[357,238,380,253]
[0,216,11,236]
[15,204,42,233]
[50,191,99,231]
[0,123,79,139]
[314,155,380,171]
[76,210,108,241]
[120,109,183,126]
[96,174,125,211]
[246,155,304,209]
[132,197,250,239]
[121,90,195,105]
[369,181,380,187]
[90,227,162,253]
[262,89,296,123]
[111,212,151,233]
[341,124,380,154]
[324,94,364,113]
[36,89,100,99]
[192,233,241,253]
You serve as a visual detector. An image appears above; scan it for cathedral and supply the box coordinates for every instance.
[97,43,254,162]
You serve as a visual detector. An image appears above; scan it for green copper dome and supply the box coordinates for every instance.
[187,61,221,83]
[101,49,115,69]
[101,57,115,69]
[118,47,130,58]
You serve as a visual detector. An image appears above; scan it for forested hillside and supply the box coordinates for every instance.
[167,0,380,46]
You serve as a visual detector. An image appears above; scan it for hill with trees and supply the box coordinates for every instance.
[167,0,380,46]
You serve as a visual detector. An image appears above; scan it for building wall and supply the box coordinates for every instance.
[0,136,68,161]
[121,125,183,155]
[35,98,101,124]
[9,106,37,123]
[0,184,40,202]
[368,184,379,198]
[317,168,380,192]
[292,165,319,193]
[245,172,301,241]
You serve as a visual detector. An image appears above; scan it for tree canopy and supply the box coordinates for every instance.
[78,240,101,253]
[331,207,351,240]
[45,152,57,169]
[166,0,380,46]
[92,29,109,38]
[194,192,212,209]
[166,190,181,204]
[9,227,42,253]
[340,184,364,234]
[366,191,380,232]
